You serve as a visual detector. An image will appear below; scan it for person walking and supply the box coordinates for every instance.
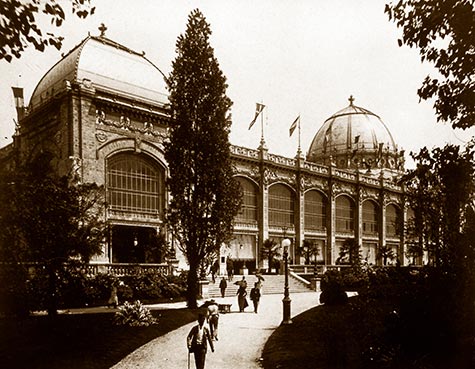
[250,282,261,313]
[207,299,220,341]
[226,258,234,281]
[219,277,227,298]
[236,283,248,312]
[187,313,214,369]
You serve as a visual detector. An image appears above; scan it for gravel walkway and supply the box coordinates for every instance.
[111,291,320,369]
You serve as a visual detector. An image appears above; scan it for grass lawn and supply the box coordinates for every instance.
[262,296,473,369]
[0,308,197,369]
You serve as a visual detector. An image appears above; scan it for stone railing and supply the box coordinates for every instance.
[85,262,173,276]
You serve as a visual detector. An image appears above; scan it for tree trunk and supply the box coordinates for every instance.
[187,261,199,309]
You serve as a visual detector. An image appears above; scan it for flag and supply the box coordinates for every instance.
[248,103,265,130]
[377,142,384,159]
[354,135,360,144]
[289,115,299,136]
[11,87,24,108]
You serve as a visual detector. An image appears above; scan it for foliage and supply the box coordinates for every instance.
[319,270,348,305]
[165,9,242,308]
[114,300,158,327]
[385,0,475,129]
[377,246,396,266]
[260,238,281,273]
[0,0,95,62]
[402,141,475,270]
[0,152,107,315]
[336,238,362,267]
[298,239,320,264]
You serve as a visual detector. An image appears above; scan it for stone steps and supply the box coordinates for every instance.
[207,274,312,298]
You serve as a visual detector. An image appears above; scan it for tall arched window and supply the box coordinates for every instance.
[304,190,326,231]
[386,204,401,237]
[335,195,354,232]
[362,200,379,235]
[235,177,258,223]
[107,153,164,216]
[268,184,295,227]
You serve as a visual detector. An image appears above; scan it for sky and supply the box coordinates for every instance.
[1,0,473,168]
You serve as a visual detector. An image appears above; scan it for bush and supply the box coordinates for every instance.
[320,270,348,305]
[113,300,158,327]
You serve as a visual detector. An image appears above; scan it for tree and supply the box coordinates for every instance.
[260,239,281,273]
[0,152,106,315]
[385,0,475,129]
[402,141,475,269]
[0,0,95,62]
[165,9,242,309]
[336,238,361,267]
[377,246,396,266]
[298,239,320,265]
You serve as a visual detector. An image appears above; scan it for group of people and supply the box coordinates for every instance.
[236,276,261,313]
[186,274,263,368]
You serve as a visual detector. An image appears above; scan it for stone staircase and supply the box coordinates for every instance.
[207,274,313,298]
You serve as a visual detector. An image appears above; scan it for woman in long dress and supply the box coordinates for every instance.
[236,284,248,312]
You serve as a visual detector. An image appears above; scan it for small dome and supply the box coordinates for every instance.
[307,96,403,172]
[29,35,168,109]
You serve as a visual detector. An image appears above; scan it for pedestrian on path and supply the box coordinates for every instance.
[250,282,261,313]
[187,312,214,369]
[236,283,248,312]
[219,277,227,298]
[207,299,220,341]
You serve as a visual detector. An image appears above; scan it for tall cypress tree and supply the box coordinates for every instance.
[165,9,242,309]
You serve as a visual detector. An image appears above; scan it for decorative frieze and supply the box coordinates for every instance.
[95,109,167,139]
[230,145,259,159]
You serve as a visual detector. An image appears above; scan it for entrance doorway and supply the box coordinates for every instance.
[111,225,164,263]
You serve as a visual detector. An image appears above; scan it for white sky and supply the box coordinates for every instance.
[1,0,473,168]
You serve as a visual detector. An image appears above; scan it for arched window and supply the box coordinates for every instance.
[107,153,164,216]
[362,200,379,235]
[304,190,326,231]
[386,204,401,237]
[235,177,258,223]
[268,184,295,227]
[335,195,354,232]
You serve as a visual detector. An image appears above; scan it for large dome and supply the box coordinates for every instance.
[307,96,403,172]
[29,34,168,109]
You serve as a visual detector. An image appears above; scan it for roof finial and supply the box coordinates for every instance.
[98,23,107,37]
[348,95,355,106]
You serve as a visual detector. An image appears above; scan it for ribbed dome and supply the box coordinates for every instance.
[29,35,168,109]
[307,96,403,172]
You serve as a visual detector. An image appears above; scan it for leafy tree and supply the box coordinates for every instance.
[298,239,320,265]
[402,141,475,269]
[165,9,242,309]
[0,0,95,62]
[260,238,281,273]
[0,152,106,315]
[385,0,475,129]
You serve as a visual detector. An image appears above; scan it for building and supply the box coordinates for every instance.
[1,31,417,274]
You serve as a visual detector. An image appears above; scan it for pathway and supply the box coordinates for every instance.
[110,291,321,369]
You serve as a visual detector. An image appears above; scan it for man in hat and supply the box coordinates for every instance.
[187,312,214,369]
[207,299,220,340]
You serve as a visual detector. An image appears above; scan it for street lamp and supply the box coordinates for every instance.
[281,238,292,325]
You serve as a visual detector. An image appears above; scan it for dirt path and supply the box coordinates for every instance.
[110,292,320,369]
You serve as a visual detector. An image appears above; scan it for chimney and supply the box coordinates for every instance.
[12,86,25,121]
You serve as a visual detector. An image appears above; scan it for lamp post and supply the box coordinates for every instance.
[281,238,292,325]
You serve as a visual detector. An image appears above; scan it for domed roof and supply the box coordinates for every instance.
[29,34,168,109]
[307,96,403,172]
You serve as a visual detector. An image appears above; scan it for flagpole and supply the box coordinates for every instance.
[298,114,301,154]
[261,101,264,142]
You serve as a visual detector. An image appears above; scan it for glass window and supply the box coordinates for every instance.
[107,153,164,216]
[386,204,400,237]
[304,190,326,231]
[269,184,295,227]
[335,195,354,232]
[235,177,258,223]
[362,200,379,235]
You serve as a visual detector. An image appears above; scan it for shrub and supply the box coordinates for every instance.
[320,270,348,305]
[113,300,158,327]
